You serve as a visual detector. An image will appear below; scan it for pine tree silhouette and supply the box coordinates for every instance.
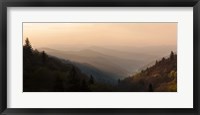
[23,38,33,56]
[148,83,154,92]
[71,66,77,78]
[89,75,94,84]
[118,79,121,84]
[170,51,174,60]
[81,79,90,91]
[54,76,64,92]
[42,51,47,64]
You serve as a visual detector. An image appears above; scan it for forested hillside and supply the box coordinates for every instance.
[118,51,177,92]
[23,38,116,92]
[23,38,177,92]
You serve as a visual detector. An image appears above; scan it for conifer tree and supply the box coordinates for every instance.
[23,38,33,56]
[148,83,154,92]
[81,79,89,91]
[170,51,174,60]
[42,51,47,64]
[89,75,94,84]
[71,66,77,78]
[118,79,121,84]
[54,76,64,92]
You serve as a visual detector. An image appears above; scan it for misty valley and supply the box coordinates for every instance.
[23,38,177,92]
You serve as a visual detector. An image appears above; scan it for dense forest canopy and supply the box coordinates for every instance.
[23,38,177,92]
[118,51,177,92]
[23,38,116,92]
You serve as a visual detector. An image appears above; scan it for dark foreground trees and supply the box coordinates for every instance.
[23,38,177,92]
[23,38,116,92]
[118,51,177,92]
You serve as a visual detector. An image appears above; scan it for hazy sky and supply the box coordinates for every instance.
[23,23,177,49]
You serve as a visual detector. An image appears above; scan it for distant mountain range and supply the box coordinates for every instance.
[24,48,177,92]
[38,45,176,80]
[118,52,177,92]
[24,38,177,92]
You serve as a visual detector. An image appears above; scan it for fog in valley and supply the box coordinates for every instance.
[23,23,177,81]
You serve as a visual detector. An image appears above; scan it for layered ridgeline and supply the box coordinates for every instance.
[118,51,177,92]
[23,38,177,92]
[23,38,116,92]
[39,45,176,80]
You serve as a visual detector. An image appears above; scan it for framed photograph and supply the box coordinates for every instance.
[0,0,199,114]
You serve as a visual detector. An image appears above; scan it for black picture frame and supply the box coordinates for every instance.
[0,0,199,114]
